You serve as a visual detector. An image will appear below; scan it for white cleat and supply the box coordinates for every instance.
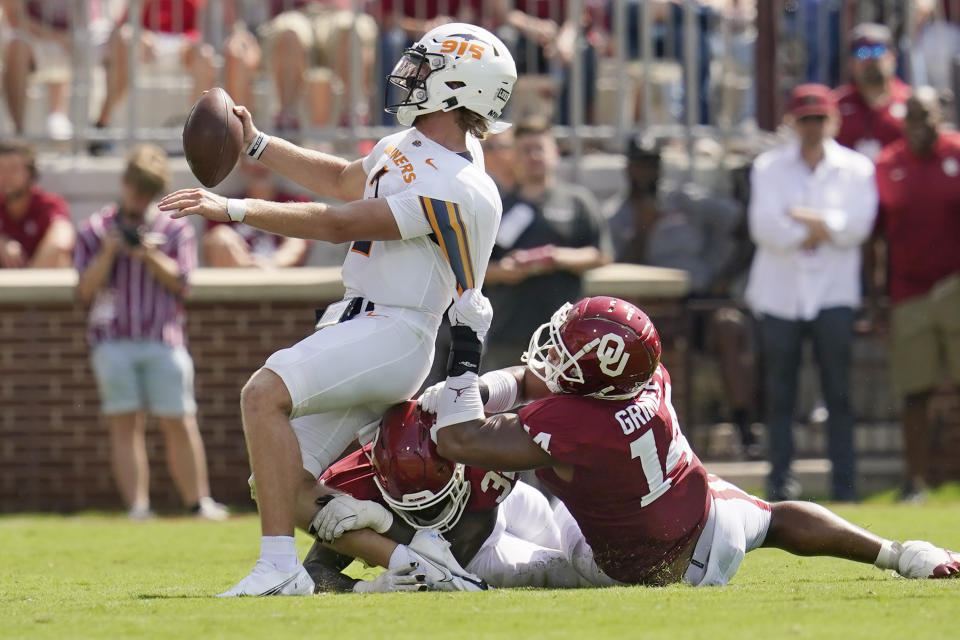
[407,529,489,592]
[217,562,315,597]
[897,541,960,579]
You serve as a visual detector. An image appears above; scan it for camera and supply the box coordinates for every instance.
[120,225,141,247]
[114,208,143,246]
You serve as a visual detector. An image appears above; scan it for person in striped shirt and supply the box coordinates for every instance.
[74,143,227,522]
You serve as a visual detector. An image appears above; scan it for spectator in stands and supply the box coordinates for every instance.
[74,144,227,521]
[480,127,516,193]
[483,118,610,371]
[624,0,713,125]
[874,87,960,503]
[91,0,216,153]
[832,23,909,161]
[496,0,601,125]
[910,0,960,94]
[0,141,74,268]
[607,136,760,456]
[258,1,377,131]
[220,0,268,118]
[745,84,877,502]
[202,158,312,268]
[0,1,111,140]
[1,0,72,139]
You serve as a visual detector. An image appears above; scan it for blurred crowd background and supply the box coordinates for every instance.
[3,0,960,513]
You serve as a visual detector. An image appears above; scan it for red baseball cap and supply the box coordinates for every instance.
[786,83,837,118]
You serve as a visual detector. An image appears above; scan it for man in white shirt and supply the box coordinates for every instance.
[745,84,877,503]
[160,22,516,596]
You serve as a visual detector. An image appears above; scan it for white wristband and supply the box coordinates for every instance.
[246,132,270,159]
[480,369,520,414]
[226,198,246,222]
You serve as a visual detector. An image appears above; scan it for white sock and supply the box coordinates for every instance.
[260,535,298,573]
[874,540,903,570]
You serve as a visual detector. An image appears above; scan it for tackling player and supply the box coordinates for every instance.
[425,294,960,586]
[159,23,516,596]
[301,401,586,592]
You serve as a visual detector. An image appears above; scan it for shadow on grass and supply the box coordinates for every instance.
[136,594,212,600]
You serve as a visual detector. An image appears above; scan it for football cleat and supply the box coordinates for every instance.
[406,529,488,592]
[216,562,315,597]
[897,541,960,579]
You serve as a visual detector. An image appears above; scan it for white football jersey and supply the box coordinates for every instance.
[342,128,501,320]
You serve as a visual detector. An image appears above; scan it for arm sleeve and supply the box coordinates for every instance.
[386,189,479,293]
[518,398,587,465]
[747,161,810,253]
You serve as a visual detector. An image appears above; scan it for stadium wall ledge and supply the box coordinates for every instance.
[0,265,689,512]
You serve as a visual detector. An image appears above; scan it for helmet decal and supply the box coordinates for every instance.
[385,23,517,130]
[596,334,629,377]
[523,297,662,400]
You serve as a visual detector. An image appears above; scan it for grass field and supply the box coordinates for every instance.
[4,491,960,640]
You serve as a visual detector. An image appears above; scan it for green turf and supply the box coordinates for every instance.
[2,498,959,640]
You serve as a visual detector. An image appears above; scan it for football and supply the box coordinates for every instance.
[182,87,244,188]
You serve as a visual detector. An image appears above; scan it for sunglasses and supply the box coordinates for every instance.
[796,114,828,123]
[852,44,888,60]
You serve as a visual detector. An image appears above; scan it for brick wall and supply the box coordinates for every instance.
[0,293,689,513]
[5,281,955,513]
[0,300,317,513]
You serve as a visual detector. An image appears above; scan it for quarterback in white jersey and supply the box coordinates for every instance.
[160,22,516,597]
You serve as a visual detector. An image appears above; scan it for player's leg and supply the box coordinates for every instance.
[554,502,624,587]
[763,500,881,562]
[764,500,960,578]
[686,475,771,586]
[223,314,432,595]
[468,530,587,588]
[501,480,562,549]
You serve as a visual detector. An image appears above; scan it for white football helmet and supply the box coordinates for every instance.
[386,23,517,133]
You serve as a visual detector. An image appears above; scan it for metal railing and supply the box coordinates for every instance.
[1,1,938,169]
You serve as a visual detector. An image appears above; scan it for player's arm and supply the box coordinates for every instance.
[232,105,366,202]
[435,413,554,472]
[159,192,402,244]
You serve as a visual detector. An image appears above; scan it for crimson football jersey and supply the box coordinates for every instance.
[520,364,710,584]
[319,444,516,514]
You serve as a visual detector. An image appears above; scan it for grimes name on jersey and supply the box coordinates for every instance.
[614,377,662,436]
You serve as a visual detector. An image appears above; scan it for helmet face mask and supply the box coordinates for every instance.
[385,45,446,112]
[523,302,584,394]
[368,401,471,533]
[524,297,663,400]
[384,23,517,130]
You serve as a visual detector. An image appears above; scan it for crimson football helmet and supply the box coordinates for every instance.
[523,297,662,400]
[367,401,470,532]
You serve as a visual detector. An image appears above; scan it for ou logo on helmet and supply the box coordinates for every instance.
[596,333,629,376]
